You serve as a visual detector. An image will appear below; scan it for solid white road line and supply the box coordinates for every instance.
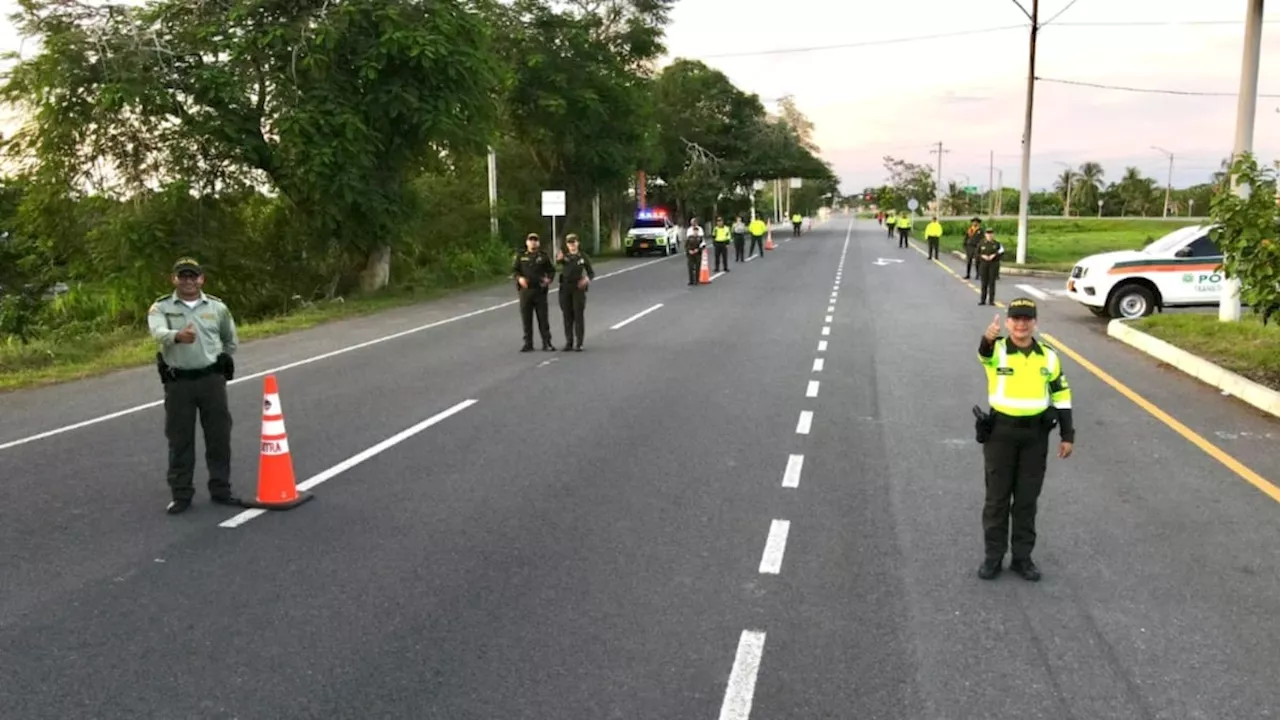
[711,271,726,281]
[1016,283,1050,300]
[718,630,767,720]
[609,303,664,330]
[821,326,831,336]
[796,411,813,434]
[806,380,819,397]
[817,340,828,352]
[758,519,791,574]
[782,454,804,488]
[0,255,679,452]
[812,358,825,372]
[219,399,478,528]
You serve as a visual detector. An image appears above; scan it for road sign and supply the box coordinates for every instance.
[872,258,905,266]
[790,178,803,189]
[964,185,978,193]
[907,198,919,211]
[541,190,566,217]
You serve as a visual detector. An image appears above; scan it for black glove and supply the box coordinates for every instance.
[217,352,235,381]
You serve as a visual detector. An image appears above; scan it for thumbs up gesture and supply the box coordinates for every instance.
[176,323,197,344]
[983,314,1001,342]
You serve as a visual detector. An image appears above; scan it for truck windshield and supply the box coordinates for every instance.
[1142,225,1204,254]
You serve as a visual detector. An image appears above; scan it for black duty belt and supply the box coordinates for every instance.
[169,364,219,380]
[991,411,1045,428]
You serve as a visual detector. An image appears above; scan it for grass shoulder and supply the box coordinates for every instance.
[1131,313,1280,392]
[924,217,1192,271]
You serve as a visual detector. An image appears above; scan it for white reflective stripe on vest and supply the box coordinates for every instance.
[990,341,1050,412]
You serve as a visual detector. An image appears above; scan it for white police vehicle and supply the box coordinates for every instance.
[624,208,679,257]
[1065,224,1225,319]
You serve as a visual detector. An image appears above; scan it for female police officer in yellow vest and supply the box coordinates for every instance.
[975,297,1074,581]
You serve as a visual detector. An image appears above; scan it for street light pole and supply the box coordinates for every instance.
[1151,146,1174,218]
[487,147,499,239]
[1220,0,1264,323]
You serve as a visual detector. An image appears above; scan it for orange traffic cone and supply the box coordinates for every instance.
[699,246,711,284]
[242,375,314,511]
[765,229,776,251]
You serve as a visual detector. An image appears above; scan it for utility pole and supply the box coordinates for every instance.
[930,142,949,214]
[487,147,499,239]
[1151,146,1174,218]
[988,150,995,216]
[1015,0,1040,265]
[1221,0,1263,323]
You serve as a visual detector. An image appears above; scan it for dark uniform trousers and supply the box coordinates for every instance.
[559,286,586,347]
[164,372,233,501]
[713,241,729,271]
[749,234,764,258]
[687,249,701,283]
[733,233,745,261]
[926,236,940,259]
[887,223,895,239]
[979,260,999,303]
[982,412,1051,560]
[964,241,979,277]
[519,286,552,346]
[897,227,909,247]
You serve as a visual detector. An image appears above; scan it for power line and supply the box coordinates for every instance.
[1049,19,1280,26]
[697,25,1026,59]
[1037,76,1280,98]
[1041,0,1081,27]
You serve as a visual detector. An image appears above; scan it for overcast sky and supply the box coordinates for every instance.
[662,0,1280,194]
[0,0,1275,195]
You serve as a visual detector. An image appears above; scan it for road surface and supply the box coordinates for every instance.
[2,217,1279,720]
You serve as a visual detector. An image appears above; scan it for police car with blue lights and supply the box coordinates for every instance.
[1064,224,1225,318]
[624,208,679,257]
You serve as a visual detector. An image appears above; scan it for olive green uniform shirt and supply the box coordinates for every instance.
[147,292,239,369]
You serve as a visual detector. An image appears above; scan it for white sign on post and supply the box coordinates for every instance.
[907,198,919,212]
[789,178,803,189]
[541,190,566,256]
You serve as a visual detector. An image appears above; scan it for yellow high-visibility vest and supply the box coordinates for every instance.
[979,337,1073,415]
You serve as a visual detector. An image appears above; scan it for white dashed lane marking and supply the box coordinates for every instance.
[796,411,813,435]
[812,358,825,372]
[782,454,804,488]
[717,630,766,720]
[758,519,791,574]
[817,341,828,352]
[806,380,819,397]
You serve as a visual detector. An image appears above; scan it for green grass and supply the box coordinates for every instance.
[1132,313,1280,392]
[909,217,1197,272]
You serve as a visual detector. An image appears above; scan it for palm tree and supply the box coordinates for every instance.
[945,181,967,214]
[1053,169,1074,215]
[1073,162,1105,215]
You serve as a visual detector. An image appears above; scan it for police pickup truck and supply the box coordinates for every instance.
[1064,224,1226,319]
[624,208,679,257]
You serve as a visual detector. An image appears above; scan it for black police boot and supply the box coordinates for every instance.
[521,344,533,352]
[1009,558,1041,582]
[166,498,191,515]
[211,494,243,508]
[542,341,555,351]
[977,556,1002,580]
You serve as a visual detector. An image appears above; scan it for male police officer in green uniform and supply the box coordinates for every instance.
[975,298,1075,581]
[976,227,1002,305]
[556,233,595,351]
[147,257,240,515]
[513,232,556,351]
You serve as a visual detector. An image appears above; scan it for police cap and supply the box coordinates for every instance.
[1007,297,1037,319]
[526,232,540,241]
[173,257,203,275]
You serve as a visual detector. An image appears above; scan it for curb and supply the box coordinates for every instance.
[946,250,1068,278]
[1107,319,1280,419]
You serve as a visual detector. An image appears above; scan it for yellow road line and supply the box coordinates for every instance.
[910,236,1280,504]
[1042,333,1280,504]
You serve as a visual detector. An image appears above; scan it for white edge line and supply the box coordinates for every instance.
[609,303,664,330]
[782,454,803,488]
[1016,283,1050,300]
[2,255,680,452]
[219,399,478,528]
[758,519,791,574]
[796,410,813,434]
[806,380,819,397]
[718,630,767,720]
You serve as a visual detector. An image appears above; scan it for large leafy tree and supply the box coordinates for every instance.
[1,0,504,291]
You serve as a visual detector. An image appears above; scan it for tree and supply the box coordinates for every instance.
[774,95,818,154]
[1208,153,1280,325]
[1072,161,1105,214]
[881,156,934,212]
[1,0,505,292]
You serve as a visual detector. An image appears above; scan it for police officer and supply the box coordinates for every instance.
[712,217,732,272]
[976,298,1074,581]
[963,216,983,279]
[886,211,896,239]
[686,217,706,285]
[147,257,240,515]
[556,233,594,351]
[512,232,556,351]
[924,215,943,259]
[976,227,1001,305]
[896,212,911,248]
[731,216,747,263]
[791,212,802,236]
[747,216,766,259]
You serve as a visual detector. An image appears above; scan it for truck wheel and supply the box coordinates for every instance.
[1088,306,1109,318]
[1107,284,1155,319]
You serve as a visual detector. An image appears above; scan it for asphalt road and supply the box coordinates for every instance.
[2,216,1279,719]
